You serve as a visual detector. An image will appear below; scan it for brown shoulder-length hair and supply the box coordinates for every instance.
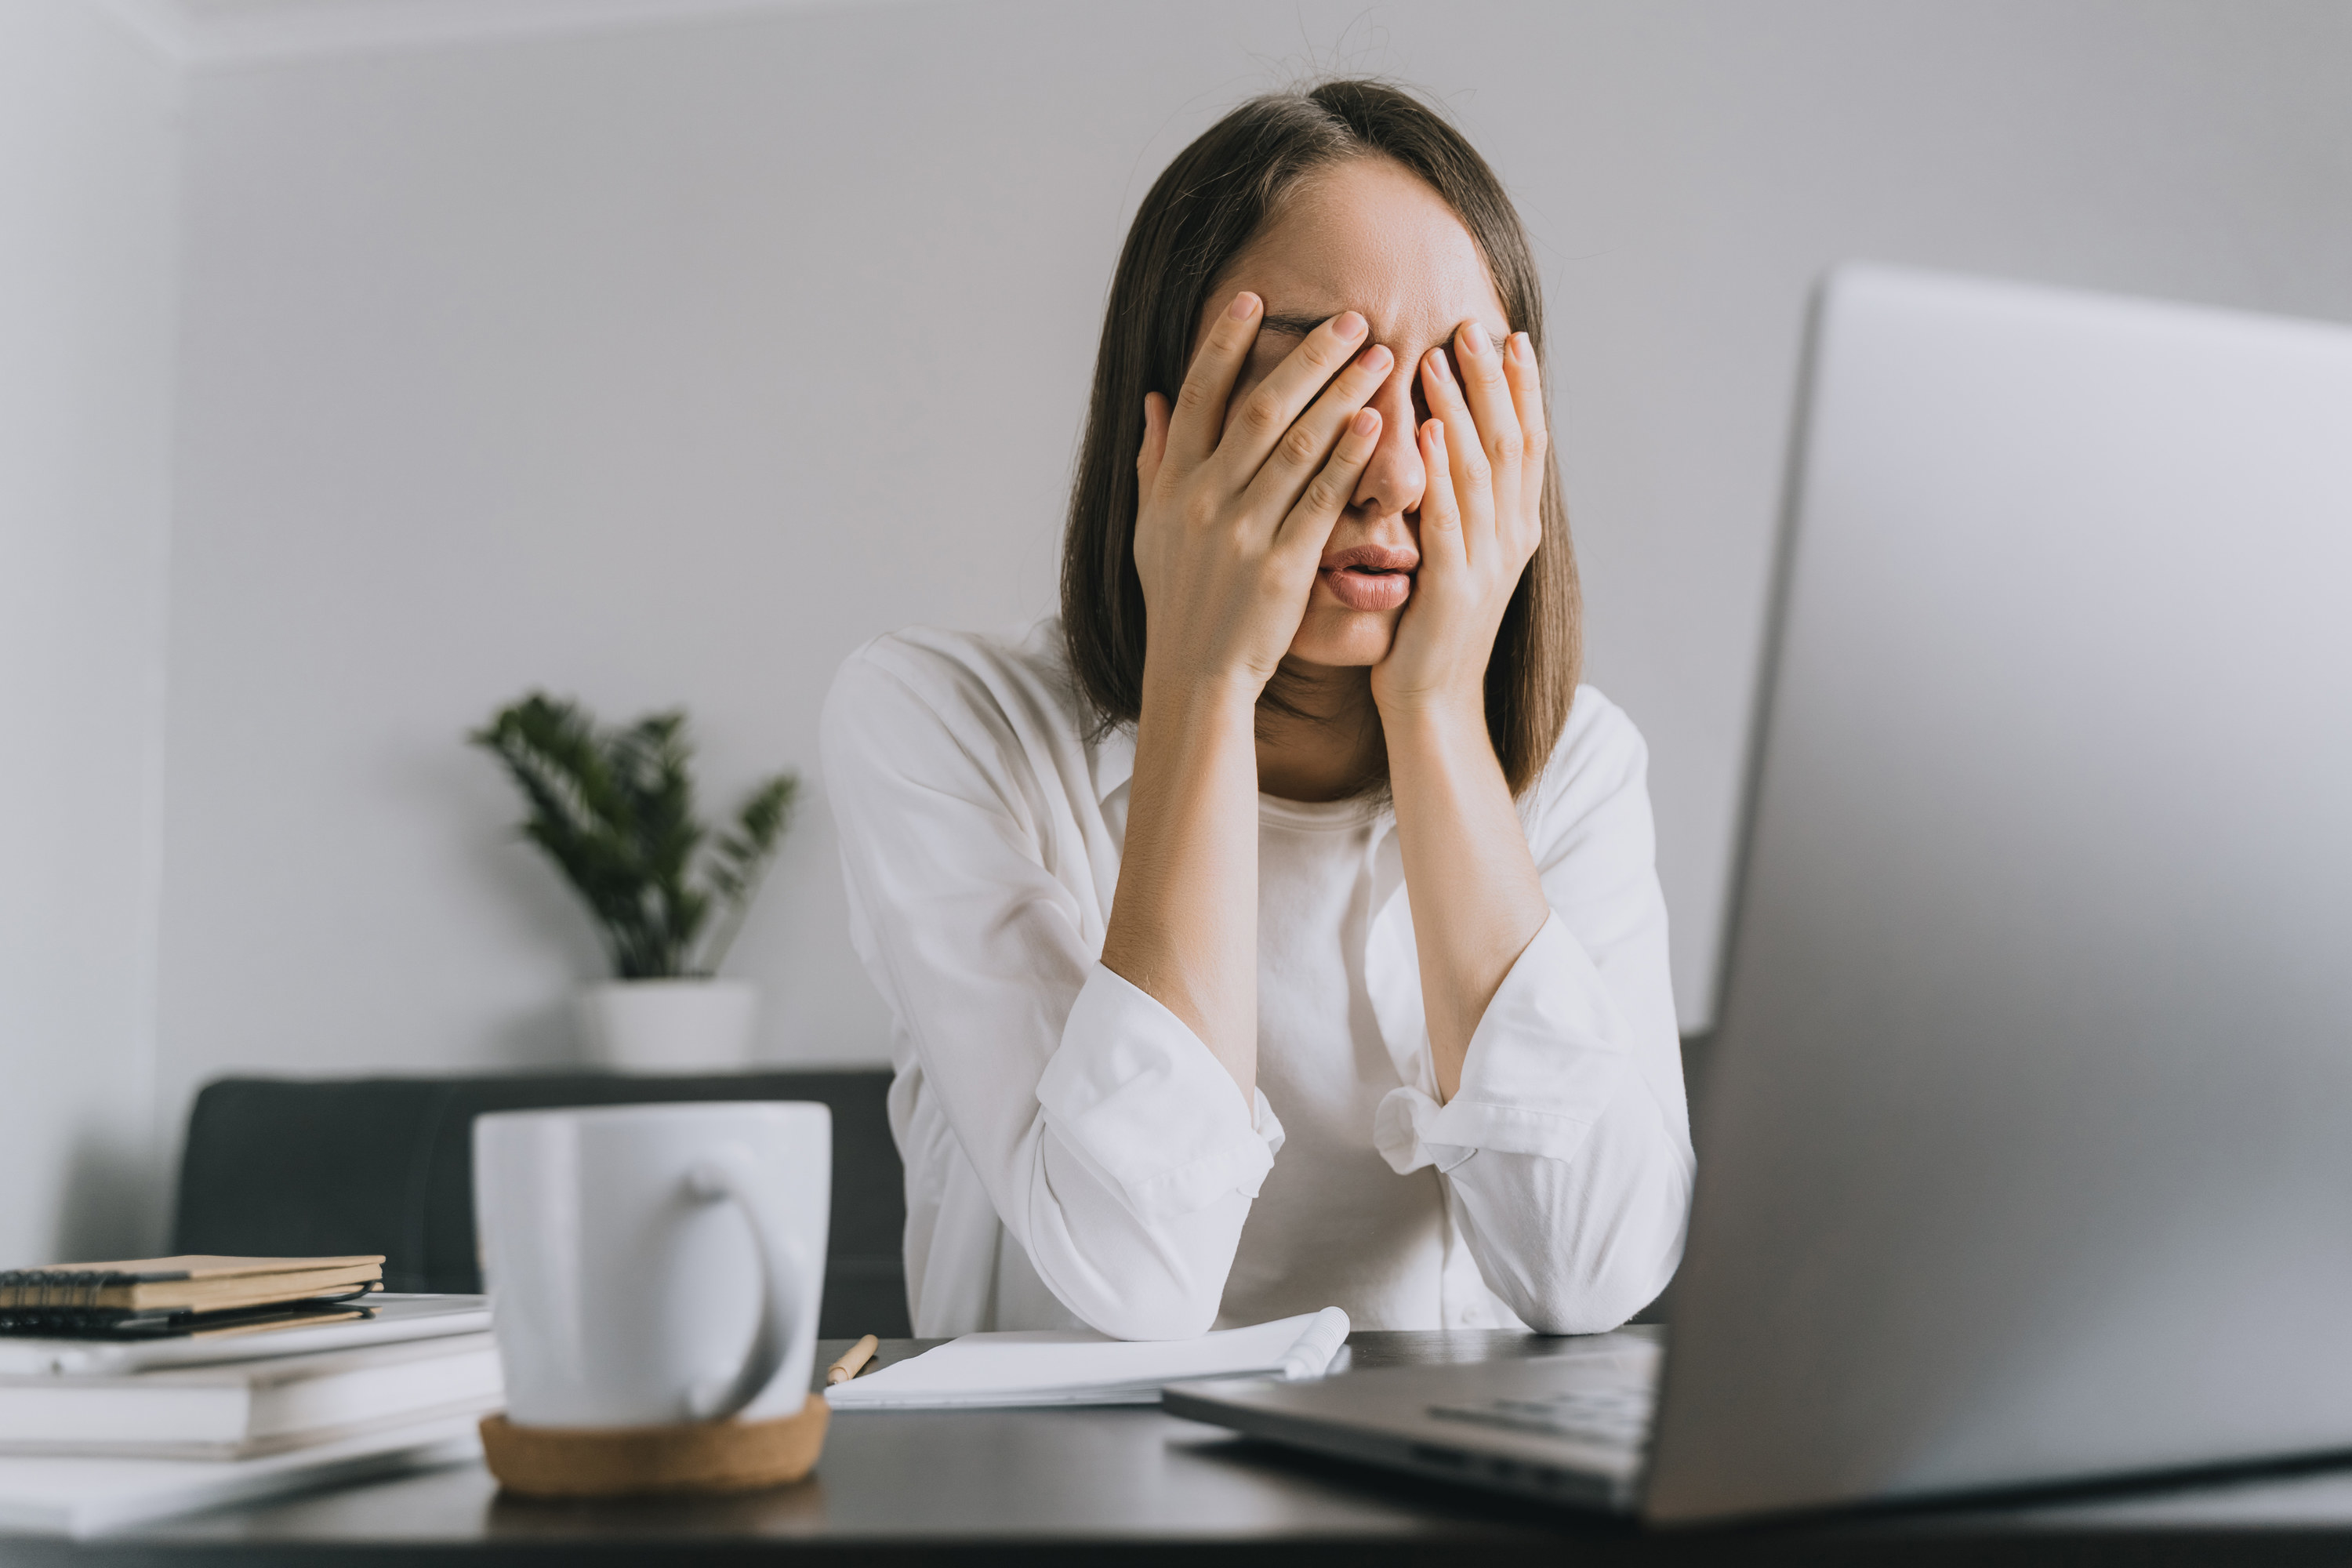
[1059,78,1581,797]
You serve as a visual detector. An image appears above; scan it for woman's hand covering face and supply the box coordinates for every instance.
[1372,322,1548,717]
[1133,292,1393,699]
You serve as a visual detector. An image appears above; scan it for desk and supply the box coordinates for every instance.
[10,1334,2352,1565]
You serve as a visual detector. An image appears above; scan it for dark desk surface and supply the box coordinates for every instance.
[13,1333,2352,1566]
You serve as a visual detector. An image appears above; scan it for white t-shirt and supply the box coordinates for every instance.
[820,619,1694,1340]
[1225,793,1452,1330]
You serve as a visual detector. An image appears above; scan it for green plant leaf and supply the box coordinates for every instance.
[692,771,800,975]
[470,695,791,980]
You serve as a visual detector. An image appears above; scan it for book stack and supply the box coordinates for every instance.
[0,1258,499,1536]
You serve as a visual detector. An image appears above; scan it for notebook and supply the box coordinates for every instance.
[825,1307,1351,1410]
[0,1257,385,1335]
[0,1416,481,1536]
[0,1331,503,1459]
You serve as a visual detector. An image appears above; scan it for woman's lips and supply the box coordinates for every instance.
[1319,565,1414,611]
[1318,543,1418,612]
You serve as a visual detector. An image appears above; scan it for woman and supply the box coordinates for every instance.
[822,80,1692,1341]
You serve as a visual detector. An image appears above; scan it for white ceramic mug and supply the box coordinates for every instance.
[473,1101,830,1429]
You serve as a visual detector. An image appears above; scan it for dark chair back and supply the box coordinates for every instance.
[172,1069,909,1338]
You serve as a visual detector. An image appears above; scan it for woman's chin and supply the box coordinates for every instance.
[1288,604,1399,669]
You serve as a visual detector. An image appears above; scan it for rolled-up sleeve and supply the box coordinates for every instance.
[822,643,1276,1340]
[1373,695,1696,1334]
[1040,965,1286,1221]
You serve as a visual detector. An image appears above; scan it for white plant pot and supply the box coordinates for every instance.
[575,978,758,1073]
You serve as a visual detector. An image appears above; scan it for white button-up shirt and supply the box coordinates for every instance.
[820,620,1693,1340]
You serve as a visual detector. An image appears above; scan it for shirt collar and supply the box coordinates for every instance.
[1090,718,1402,857]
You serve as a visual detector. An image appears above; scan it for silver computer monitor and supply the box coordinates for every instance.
[1646,264,2352,1521]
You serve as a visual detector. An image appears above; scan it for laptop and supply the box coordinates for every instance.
[1164,263,2352,1525]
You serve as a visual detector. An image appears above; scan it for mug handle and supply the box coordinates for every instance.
[682,1145,812,1422]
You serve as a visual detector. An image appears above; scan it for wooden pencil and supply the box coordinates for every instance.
[826,1333,880,1385]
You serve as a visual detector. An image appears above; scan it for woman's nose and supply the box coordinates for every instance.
[1348,356,1426,519]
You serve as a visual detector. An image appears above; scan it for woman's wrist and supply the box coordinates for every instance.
[1138,663,1263,736]
[1374,681,1491,755]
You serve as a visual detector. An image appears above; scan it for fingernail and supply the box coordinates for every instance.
[1510,332,1534,363]
[1426,419,1446,448]
[1360,343,1393,375]
[1229,292,1258,320]
[1427,348,1452,382]
[1336,311,1367,339]
[1464,321,1491,355]
[1352,408,1379,437]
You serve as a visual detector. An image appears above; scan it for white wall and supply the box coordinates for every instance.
[0,0,180,1265]
[147,0,2352,1183]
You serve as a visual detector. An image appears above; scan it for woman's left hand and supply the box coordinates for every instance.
[1370,322,1548,720]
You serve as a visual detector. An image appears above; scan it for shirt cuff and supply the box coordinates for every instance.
[1373,912,1634,1175]
[1038,962,1286,1219]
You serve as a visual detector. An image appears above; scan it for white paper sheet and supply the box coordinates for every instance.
[824,1306,1350,1410]
[0,1416,482,1536]
[0,1294,491,1377]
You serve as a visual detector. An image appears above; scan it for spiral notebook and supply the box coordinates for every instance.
[825,1308,1352,1410]
[0,1258,385,1339]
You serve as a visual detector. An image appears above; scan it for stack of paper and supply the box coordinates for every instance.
[0,1421,484,1536]
[0,1294,494,1536]
[826,1307,1351,1410]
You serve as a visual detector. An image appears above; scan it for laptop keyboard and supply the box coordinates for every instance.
[1426,1384,1656,1451]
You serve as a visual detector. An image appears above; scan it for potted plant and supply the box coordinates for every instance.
[472,693,798,1072]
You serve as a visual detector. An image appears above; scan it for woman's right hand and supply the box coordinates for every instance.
[1132,292,1393,700]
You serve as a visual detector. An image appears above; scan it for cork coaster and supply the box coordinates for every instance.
[480,1394,830,1497]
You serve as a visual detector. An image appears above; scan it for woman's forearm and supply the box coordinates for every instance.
[1100,673,1265,1102]
[1383,702,1550,1101]
[1105,299,1389,1107]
